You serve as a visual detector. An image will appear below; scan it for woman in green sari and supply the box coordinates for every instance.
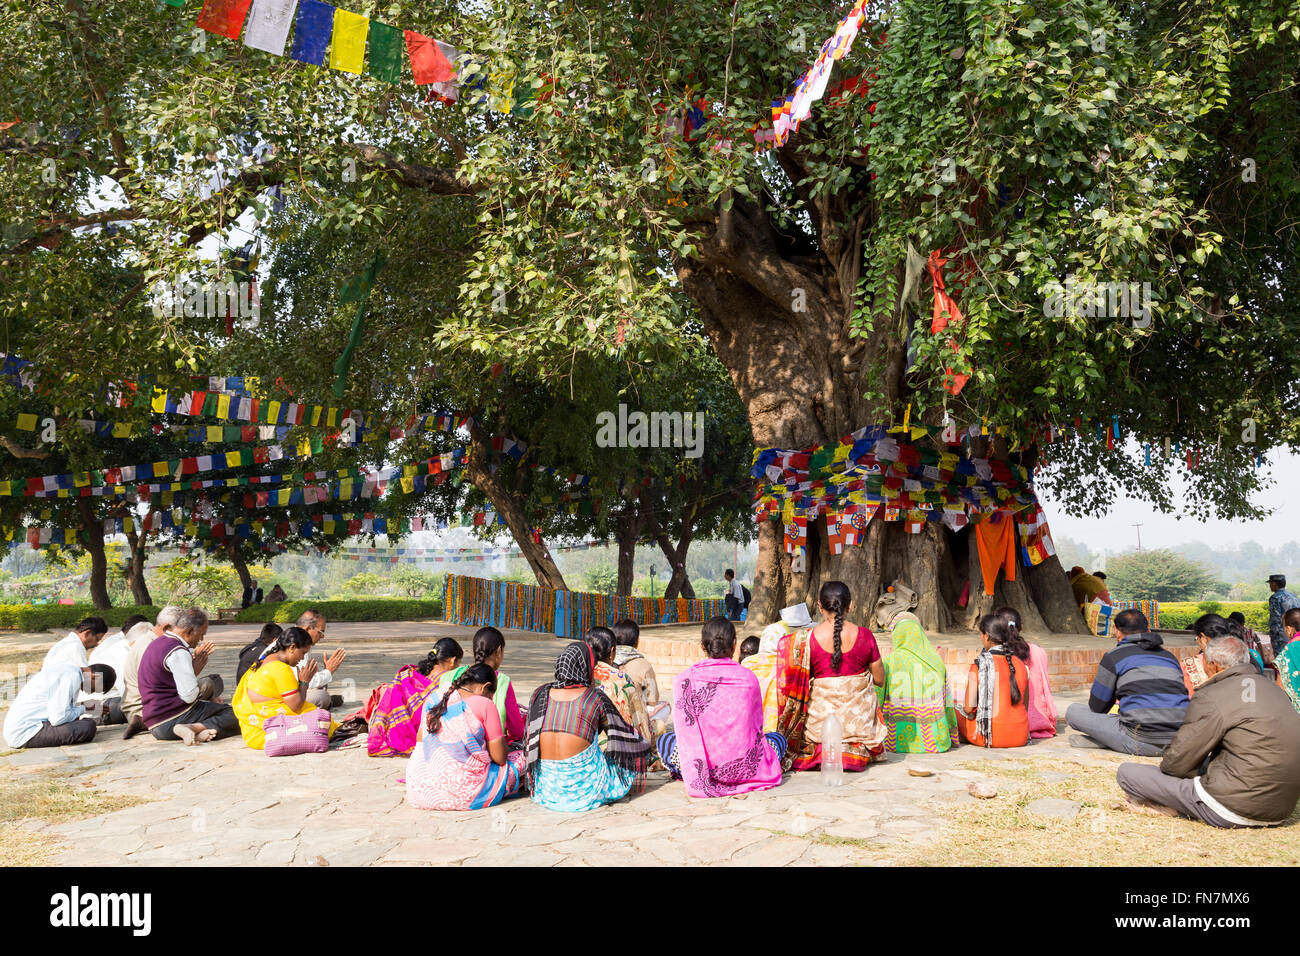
[876,614,959,753]
[435,627,525,744]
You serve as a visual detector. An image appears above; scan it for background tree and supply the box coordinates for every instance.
[1104,549,1223,602]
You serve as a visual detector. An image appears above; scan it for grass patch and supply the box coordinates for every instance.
[903,758,1300,867]
[0,772,151,866]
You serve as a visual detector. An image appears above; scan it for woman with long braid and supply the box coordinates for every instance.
[405,662,526,810]
[435,627,526,744]
[777,581,887,772]
[956,614,1030,748]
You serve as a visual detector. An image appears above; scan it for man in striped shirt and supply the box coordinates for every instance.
[1066,608,1190,756]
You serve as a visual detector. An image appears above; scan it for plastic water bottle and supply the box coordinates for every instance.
[821,712,844,787]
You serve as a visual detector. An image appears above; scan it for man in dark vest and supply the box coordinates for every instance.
[138,607,238,744]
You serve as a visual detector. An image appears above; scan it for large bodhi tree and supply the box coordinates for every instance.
[4,0,1297,630]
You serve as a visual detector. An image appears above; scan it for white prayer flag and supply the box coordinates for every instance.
[244,0,299,56]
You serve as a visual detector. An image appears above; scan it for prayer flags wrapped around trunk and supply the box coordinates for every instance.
[329,7,368,73]
[243,0,298,56]
[196,0,254,38]
[290,0,334,65]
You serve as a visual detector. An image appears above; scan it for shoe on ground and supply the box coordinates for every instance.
[1068,734,1105,749]
[329,694,344,709]
[122,715,146,740]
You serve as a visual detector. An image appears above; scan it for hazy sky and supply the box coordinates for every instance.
[1040,449,1299,554]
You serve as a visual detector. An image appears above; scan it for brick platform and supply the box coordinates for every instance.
[640,633,1200,697]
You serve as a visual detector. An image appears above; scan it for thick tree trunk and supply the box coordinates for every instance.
[125,529,152,606]
[466,422,568,591]
[226,538,253,592]
[641,502,695,600]
[614,512,638,595]
[1025,555,1088,633]
[76,499,110,609]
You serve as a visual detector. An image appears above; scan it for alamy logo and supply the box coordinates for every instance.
[595,404,704,459]
[50,886,151,936]
[152,278,259,326]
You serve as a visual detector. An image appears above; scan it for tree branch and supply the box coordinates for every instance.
[352,144,481,196]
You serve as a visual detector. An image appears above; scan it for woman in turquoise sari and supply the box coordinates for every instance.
[876,614,959,753]
[525,642,652,812]
[1275,608,1300,713]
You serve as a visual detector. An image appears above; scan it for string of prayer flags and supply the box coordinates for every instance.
[769,0,874,147]
[406,31,456,85]
[243,0,298,56]
[196,0,254,38]
[333,250,386,398]
[289,0,333,64]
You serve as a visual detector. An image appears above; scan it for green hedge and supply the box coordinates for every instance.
[1156,601,1268,631]
[234,598,443,624]
[0,604,161,632]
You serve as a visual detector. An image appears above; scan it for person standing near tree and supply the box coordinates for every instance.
[1267,574,1300,657]
[723,569,744,621]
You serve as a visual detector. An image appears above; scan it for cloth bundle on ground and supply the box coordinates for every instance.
[661,656,784,797]
[876,618,958,753]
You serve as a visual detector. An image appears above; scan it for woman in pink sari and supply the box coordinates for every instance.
[657,617,785,798]
[995,606,1057,738]
[367,639,463,757]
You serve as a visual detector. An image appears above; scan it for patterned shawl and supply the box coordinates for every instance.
[672,658,782,798]
[1276,638,1300,713]
[775,628,812,763]
[974,645,1017,747]
[877,618,957,752]
[366,664,434,757]
[525,642,651,789]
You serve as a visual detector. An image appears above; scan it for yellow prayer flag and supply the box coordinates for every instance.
[323,520,335,534]
[152,462,168,478]
[207,426,223,442]
[112,422,133,438]
[330,9,369,74]
[310,406,322,427]
[151,389,168,414]
[267,401,281,422]
[401,475,415,494]
[0,481,10,496]
[15,413,37,431]
[278,489,291,507]
[185,522,198,536]
[910,426,928,441]
[217,394,231,419]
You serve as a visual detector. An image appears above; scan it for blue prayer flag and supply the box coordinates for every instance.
[290,0,334,65]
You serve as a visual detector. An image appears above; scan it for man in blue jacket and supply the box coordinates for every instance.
[1066,608,1189,755]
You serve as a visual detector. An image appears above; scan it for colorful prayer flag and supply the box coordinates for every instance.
[196,0,254,37]
[329,8,368,74]
[289,0,334,65]
[243,0,298,56]
[366,20,403,82]
[405,30,455,85]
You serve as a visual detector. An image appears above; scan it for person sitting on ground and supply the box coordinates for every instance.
[1182,614,1240,695]
[877,612,959,754]
[370,638,464,757]
[4,662,115,749]
[1069,567,1110,608]
[406,662,527,810]
[1066,608,1188,755]
[138,608,239,745]
[745,604,815,734]
[1267,574,1300,657]
[43,617,108,670]
[611,618,671,729]
[265,584,287,603]
[957,614,1030,748]
[236,623,283,685]
[122,606,219,740]
[82,614,147,726]
[1118,636,1300,827]
[294,610,346,711]
[778,581,887,771]
[584,626,655,745]
[1274,607,1300,713]
[436,627,525,744]
[738,636,760,663]
[525,642,653,812]
[996,605,1057,738]
[241,578,264,609]
[658,617,785,798]
[232,626,337,750]
[1090,571,1111,601]
[1225,611,1274,674]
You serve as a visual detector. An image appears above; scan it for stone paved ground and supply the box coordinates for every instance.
[0,636,1159,867]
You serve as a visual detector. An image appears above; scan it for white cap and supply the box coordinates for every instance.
[779,604,813,628]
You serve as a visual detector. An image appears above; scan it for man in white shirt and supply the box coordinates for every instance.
[3,662,115,749]
[83,615,150,726]
[42,617,108,670]
[294,609,346,710]
[723,569,745,621]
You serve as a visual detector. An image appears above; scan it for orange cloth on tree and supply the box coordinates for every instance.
[974,512,1017,596]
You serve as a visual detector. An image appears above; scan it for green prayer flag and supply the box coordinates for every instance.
[333,250,386,398]
[367,22,404,84]
[162,0,185,7]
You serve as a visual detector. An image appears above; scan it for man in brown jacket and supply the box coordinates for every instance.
[1116,636,1300,827]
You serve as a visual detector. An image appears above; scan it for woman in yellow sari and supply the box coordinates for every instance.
[233,626,338,750]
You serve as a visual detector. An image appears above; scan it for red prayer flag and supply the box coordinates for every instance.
[405,31,456,85]
[196,0,254,38]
